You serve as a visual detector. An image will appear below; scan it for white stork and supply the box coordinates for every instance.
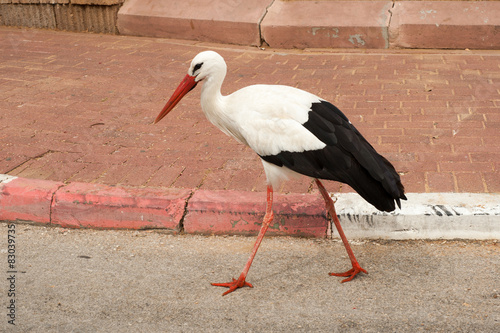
[155,51,406,296]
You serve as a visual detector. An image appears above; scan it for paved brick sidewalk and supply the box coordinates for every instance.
[1,27,499,196]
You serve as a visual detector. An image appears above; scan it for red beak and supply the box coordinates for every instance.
[154,74,198,124]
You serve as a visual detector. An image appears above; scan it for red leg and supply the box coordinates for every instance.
[212,185,275,295]
[315,179,368,283]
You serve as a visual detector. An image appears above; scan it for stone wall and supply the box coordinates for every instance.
[0,0,125,34]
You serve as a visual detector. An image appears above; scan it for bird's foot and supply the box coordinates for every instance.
[329,263,368,283]
[211,276,253,296]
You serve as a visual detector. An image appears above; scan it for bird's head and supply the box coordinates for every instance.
[154,51,226,124]
[189,50,226,82]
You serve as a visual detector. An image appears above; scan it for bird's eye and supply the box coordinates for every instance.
[193,62,203,75]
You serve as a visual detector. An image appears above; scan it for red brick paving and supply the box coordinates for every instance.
[1,27,499,195]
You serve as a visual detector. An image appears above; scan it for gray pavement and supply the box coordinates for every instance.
[1,223,498,332]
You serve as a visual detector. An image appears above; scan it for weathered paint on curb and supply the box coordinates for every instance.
[183,189,328,238]
[51,182,192,230]
[1,175,499,239]
[0,176,190,231]
[335,193,500,240]
[0,176,63,224]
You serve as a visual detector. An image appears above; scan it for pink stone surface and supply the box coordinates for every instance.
[117,0,270,46]
[115,0,500,49]
[390,1,500,49]
[2,28,499,196]
[260,1,393,48]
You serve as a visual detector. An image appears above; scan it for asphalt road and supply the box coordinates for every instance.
[1,223,498,332]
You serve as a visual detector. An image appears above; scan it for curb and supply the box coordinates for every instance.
[335,193,500,240]
[1,174,499,239]
[117,0,500,50]
[184,189,327,237]
[0,174,190,232]
[0,174,327,237]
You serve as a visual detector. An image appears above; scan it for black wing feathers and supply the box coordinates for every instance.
[260,100,406,212]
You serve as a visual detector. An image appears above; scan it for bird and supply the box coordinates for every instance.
[154,51,406,296]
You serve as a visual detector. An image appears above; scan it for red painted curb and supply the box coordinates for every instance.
[0,177,63,224]
[0,176,191,231]
[184,190,327,238]
[1,176,329,237]
[51,182,192,230]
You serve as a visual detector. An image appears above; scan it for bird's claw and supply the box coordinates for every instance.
[212,277,253,296]
[329,264,368,283]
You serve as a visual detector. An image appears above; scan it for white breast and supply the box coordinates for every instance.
[221,84,327,156]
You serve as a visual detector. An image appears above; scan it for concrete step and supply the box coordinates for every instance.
[117,0,269,46]
[2,1,499,49]
[116,0,500,49]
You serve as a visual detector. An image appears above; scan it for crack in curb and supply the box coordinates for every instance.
[176,168,211,233]
[257,0,397,49]
[177,189,195,234]
[49,182,67,227]
[258,0,275,48]
[386,0,396,49]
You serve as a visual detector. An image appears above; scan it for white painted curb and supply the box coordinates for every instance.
[0,174,17,184]
[334,193,500,240]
